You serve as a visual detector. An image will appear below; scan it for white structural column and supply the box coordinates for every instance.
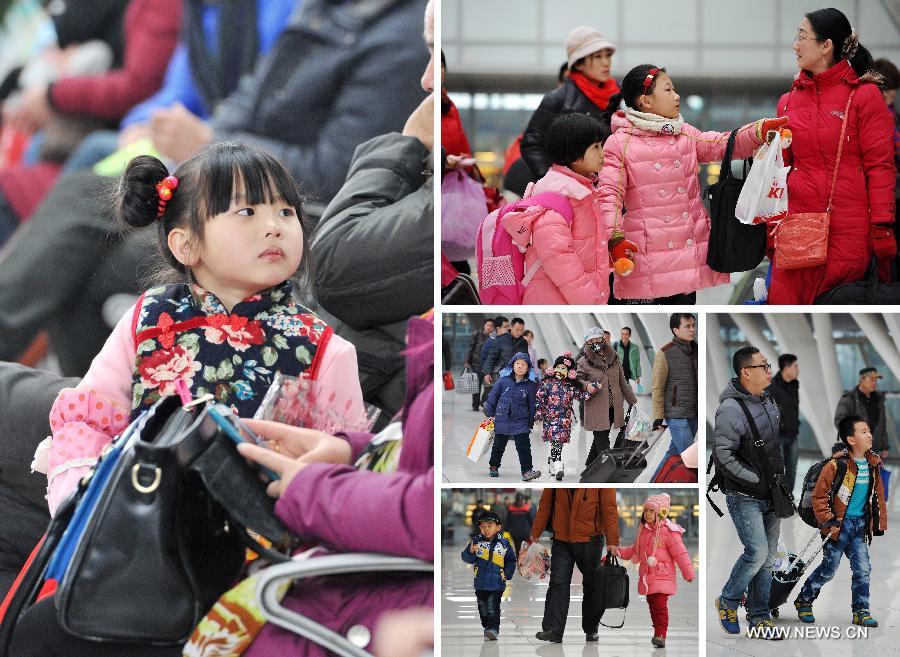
[706,314,730,423]
[884,314,900,358]
[853,315,900,383]
[811,313,843,416]
[641,313,674,354]
[765,313,835,454]
[730,314,777,368]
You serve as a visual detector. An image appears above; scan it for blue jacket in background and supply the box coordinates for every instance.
[461,534,516,591]
[484,352,538,435]
[120,0,296,128]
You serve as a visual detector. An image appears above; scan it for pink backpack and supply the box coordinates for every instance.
[476,192,573,304]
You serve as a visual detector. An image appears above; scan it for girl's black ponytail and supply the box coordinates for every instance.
[847,42,875,80]
[117,155,170,229]
[602,91,624,125]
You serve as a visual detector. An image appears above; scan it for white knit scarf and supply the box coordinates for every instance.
[623,107,684,135]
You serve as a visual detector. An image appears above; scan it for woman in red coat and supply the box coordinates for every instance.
[769,8,896,304]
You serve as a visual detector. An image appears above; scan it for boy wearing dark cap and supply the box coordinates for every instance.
[461,510,516,640]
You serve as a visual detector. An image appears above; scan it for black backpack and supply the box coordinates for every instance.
[705,129,767,273]
[705,452,727,517]
[798,457,847,528]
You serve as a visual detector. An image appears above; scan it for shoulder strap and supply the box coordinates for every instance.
[498,192,574,225]
[719,129,739,180]
[734,398,773,486]
[826,90,856,212]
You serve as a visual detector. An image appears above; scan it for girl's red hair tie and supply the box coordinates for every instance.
[155,176,179,217]
[642,68,659,93]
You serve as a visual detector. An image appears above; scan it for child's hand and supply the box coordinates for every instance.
[469,543,478,554]
[243,419,352,466]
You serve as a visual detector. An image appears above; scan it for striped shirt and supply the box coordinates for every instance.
[846,458,870,518]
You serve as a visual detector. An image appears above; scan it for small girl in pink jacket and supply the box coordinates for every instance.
[34,143,364,516]
[599,64,787,303]
[618,493,695,648]
[500,112,637,305]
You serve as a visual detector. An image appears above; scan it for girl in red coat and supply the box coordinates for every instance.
[769,8,896,304]
[618,493,695,648]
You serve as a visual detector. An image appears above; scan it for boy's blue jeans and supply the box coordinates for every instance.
[651,417,697,480]
[475,590,502,633]
[720,493,781,620]
[489,432,533,472]
[797,516,871,611]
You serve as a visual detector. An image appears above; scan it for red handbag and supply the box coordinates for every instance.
[443,371,455,391]
[774,91,854,270]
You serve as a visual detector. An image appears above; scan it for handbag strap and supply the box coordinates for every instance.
[719,129,739,181]
[734,398,775,488]
[824,90,856,213]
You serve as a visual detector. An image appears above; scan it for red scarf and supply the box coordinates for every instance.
[569,71,619,111]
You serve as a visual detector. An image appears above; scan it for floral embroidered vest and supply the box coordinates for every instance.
[130,281,332,419]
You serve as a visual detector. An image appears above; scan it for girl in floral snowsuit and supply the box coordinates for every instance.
[535,353,595,480]
[36,143,364,515]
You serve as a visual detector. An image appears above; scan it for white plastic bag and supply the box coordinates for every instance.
[517,541,551,581]
[623,404,653,443]
[735,132,789,226]
[465,419,494,462]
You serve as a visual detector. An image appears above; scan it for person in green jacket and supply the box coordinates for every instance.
[614,326,641,387]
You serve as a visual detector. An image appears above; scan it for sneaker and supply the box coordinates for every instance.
[714,597,740,635]
[489,466,499,477]
[852,610,878,627]
[484,629,498,640]
[746,617,784,640]
[522,469,541,481]
[794,599,815,624]
[651,636,665,648]
[585,633,599,642]
[535,631,562,643]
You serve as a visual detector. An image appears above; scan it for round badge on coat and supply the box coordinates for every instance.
[661,123,675,135]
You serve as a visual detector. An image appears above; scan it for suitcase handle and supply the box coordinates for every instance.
[622,426,666,468]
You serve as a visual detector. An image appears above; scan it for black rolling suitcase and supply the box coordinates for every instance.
[742,531,828,617]
[580,427,664,483]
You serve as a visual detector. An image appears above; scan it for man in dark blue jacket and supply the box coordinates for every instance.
[461,510,516,640]
[484,352,540,481]
[482,317,528,384]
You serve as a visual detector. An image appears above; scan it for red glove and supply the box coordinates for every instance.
[757,116,789,142]
[872,224,897,260]
[609,229,639,276]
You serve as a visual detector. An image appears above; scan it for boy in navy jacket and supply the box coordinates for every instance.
[484,352,540,481]
[461,511,517,640]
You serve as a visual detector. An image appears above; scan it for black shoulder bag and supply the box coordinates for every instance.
[705,129,767,273]
[735,398,795,519]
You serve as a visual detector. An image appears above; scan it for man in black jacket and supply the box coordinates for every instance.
[482,317,529,385]
[767,354,800,494]
[834,367,890,460]
[464,318,494,411]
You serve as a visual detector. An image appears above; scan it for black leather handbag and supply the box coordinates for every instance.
[814,257,900,304]
[0,395,294,651]
[705,129,767,273]
[593,554,629,628]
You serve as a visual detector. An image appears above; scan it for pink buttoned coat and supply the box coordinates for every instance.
[617,519,694,596]
[598,111,763,299]
[501,165,611,305]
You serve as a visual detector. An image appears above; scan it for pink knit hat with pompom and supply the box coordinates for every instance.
[643,493,670,516]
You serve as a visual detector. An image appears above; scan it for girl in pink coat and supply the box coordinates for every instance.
[501,112,637,305]
[598,65,788,303]
[618,493,695,648]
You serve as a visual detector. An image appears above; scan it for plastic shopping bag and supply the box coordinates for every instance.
[465,419,494,462]
[455,367,479,395]
[734,132,789,226]
[441,168,487,261]
[623,404,653,443]
[517,541,551,581]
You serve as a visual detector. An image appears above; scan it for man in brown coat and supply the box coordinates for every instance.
[529,488,620,643]
[577,326,637,465]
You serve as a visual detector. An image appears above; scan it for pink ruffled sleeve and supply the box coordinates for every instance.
[44,306,136,515]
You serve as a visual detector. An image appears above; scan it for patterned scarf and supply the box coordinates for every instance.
[623,107,684,135]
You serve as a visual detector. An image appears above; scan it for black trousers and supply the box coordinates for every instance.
[471,376,483,410]
[542,539,604,636]
[586,407,617,465]
[475,589,502,632]
[9,596,183,657]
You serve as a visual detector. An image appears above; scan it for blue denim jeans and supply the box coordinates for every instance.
[720,493,781,619]
[779,434,799,495]
[475,589,502,633]
[651,417,697,480]
[798,516,871,611]
[489,432,533,473]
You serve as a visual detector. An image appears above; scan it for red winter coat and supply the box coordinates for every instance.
[768,61,896,304]
[441,90,472,158]
[48,0,181,123]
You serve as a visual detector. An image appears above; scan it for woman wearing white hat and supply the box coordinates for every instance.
[521,25,619,180]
